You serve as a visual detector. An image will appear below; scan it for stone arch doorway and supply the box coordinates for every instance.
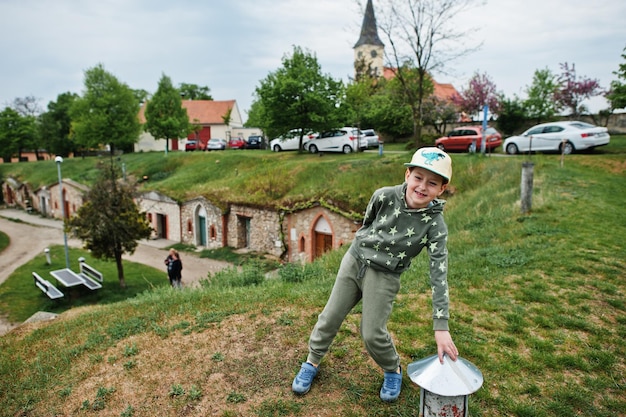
[313,215,333,260]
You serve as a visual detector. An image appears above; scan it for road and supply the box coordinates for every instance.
[0,208,232,335]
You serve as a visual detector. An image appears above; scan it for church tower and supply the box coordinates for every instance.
[353,0,384,79]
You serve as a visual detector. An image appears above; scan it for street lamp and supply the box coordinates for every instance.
[55,156,70,269]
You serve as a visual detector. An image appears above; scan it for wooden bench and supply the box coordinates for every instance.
[33,272,64,299]
[78,261,103,290]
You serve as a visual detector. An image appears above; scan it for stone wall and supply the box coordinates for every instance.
[227,204,283,257]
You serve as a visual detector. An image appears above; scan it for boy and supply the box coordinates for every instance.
[292,147,458,402]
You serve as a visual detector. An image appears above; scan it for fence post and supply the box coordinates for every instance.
[521,162,534,214]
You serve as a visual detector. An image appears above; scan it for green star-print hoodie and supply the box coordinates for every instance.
[349,183,450,330]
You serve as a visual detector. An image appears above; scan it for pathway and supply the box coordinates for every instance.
[0,208,231,335]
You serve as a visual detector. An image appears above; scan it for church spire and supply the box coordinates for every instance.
[354,0,384,48]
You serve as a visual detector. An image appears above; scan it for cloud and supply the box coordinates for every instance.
[0,0,624,116]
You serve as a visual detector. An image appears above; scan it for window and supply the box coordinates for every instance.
[299,236,305,253]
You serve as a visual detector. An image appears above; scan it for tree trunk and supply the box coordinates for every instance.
[115,250,126,288]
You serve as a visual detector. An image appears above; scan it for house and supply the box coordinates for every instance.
[47,179,89,220]
[135,99,260,152]
[181,197,225,249]
[135,191,181,241]
[2,177,33,211]
[283,205,361,263]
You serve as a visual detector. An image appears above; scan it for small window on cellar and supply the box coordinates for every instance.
[187,219,192,233]
[210,225,217,240]
[299,236,306,252]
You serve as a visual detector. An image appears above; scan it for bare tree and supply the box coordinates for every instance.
[376,0,483,145]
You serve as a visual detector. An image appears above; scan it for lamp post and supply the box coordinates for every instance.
[55,156,70,269]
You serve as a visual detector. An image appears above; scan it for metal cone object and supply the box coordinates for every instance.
[407,354,483,396]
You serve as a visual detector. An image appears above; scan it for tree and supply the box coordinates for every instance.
[496,95,527,136]
[606,46,626,110]
[144,74,191,154]
[0,107,37,162]
[342,73,380,130]
[68,160,152,288]
[10,96,41,160]
[422,95,460,135]
[70,63,142,154]
[523,68,559,123]
[0,108,21,162]
[39,92,79,157]
[554,62,603,117]
[178,83,213,100]
[376,0,482,146]
[451,71,500,118]
[254,46,343,150]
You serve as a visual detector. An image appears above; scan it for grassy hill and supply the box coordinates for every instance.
[0,143,625,416]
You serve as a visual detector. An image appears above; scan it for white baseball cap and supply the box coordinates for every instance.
[404,147,452,183]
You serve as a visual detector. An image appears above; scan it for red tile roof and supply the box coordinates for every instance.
[138,100,236,125]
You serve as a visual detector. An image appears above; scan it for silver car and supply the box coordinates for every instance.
[503,121,610,155]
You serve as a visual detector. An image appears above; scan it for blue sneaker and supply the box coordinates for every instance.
[380,367,402,402]
[292,362,318,395]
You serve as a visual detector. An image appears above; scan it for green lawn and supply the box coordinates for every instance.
[0,138,624,416]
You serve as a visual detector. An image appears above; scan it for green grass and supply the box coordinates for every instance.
[0,138,625,416]
[0,245,168,323]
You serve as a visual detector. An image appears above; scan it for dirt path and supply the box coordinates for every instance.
[0,209,232,336]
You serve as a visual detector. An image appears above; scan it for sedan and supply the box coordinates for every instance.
[435,126,502,152]
[503,121,611,155]
[207,138,226,151]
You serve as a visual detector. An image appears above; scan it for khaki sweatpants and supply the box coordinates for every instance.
[306,252,401,373]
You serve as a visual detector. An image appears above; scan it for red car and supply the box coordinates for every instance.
[185,140,199,151]
[435,126,502,152]
[228,137,246,149]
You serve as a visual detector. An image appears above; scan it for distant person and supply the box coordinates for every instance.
[291,147,459,402]
[164,249,183,288]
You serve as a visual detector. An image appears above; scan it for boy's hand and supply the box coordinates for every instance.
[435,330,458,364]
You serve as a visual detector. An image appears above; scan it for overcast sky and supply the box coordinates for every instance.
[1,0,624,119]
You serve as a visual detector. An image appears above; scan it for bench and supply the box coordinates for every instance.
[33,272,64,299]
[78,261,103,290]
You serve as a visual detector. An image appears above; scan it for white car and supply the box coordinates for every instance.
[304,127,363,154]
[270,130,314,152]
[361,129,380,148]
[503,121,610,155]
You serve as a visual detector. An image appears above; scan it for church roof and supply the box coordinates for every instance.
[354,0,384,48]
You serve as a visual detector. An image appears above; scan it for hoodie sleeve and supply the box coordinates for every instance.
[427,213,450,331]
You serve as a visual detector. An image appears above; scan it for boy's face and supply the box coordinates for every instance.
[404,167,448,209]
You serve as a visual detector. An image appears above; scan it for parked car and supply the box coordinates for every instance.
[270,130,314,152]
[361,129,380,149]
[228,137,247,149]
[304,127,363,154]
[206,138,226,151]
[503,121,611,155]
[247,135,264,149]
[435,126,502,152]
[185,140,199,151]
